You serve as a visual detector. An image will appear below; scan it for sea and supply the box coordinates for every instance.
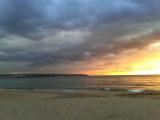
[0,75,160,91]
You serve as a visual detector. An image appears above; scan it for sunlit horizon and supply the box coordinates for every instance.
[90,42,160,76]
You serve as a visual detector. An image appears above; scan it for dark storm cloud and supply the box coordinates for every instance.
[0,0,50,39]
[0,0,160,72]
[1,0,159,39]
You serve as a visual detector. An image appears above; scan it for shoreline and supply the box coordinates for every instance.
[0,87,159,92]
[0,89,160,120]
[0,88,160,98]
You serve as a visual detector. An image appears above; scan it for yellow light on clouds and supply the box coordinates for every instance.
[86,42,160,75]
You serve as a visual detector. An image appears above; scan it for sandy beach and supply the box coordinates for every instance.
[0,90,160,120]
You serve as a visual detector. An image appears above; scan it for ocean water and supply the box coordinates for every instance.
[0,75,160,91]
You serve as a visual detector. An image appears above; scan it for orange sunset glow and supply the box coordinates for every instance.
[85,42,160,75]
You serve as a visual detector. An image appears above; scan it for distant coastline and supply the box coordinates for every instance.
[0,74,88,78]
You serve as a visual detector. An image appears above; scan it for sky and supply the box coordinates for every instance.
[0,0,160,75]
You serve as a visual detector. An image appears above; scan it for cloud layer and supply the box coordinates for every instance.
[0,0,160,73]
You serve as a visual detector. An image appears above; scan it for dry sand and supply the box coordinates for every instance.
[0,90,160,120]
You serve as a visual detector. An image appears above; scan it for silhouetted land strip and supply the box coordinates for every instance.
[0,74,88,78]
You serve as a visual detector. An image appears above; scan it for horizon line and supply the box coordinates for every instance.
[0,73,160,76]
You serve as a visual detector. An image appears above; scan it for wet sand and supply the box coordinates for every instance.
[0,90,160,120]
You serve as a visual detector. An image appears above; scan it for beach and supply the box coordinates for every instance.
[0,90,160,120]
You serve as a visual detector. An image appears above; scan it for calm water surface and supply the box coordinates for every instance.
[0,75,160,91]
